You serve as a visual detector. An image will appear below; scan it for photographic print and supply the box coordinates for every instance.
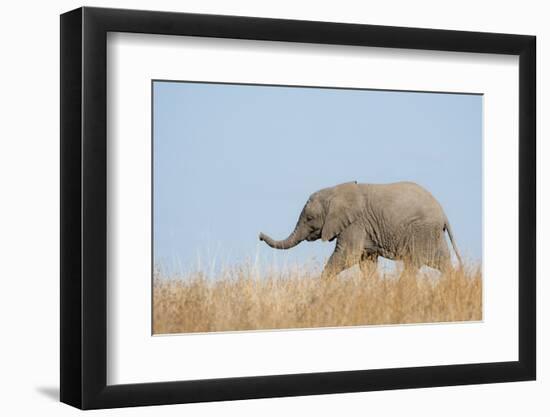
[61,9,535,407]
[152,81,482,335]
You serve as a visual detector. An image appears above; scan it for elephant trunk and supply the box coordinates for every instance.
[259,227,303,250]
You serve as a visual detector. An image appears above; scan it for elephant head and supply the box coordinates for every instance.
[259,182,362,249]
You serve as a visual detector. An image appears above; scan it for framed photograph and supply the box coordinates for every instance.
[60,6,536,409]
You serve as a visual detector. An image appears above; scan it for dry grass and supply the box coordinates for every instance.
[153,264,482,334]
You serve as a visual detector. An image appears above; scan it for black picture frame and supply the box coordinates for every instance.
[60,6,536,410]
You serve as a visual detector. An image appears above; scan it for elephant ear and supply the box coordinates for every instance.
[321,182,362,241]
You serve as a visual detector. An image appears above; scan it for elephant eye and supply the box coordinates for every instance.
[306,215,314,221]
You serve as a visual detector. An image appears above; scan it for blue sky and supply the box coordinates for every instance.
[153,81,482,276]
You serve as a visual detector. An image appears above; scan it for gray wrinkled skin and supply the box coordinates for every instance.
[259,181,462,280]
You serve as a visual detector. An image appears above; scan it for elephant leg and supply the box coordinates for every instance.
[359,252,378,279]
[427,237,452,272]
[402,223,444,274]
[321,249,362,280]
[401,260,420,277]
[400,250,422,277]
[321,224,366,280]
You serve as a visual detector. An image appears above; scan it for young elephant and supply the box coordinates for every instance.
[259,181,462,280]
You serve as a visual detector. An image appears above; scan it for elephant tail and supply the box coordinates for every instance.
[444,220,463,268]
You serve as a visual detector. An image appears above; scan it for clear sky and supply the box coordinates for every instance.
[153,81,482,277]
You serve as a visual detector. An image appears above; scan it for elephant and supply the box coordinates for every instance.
[259,181,462,280]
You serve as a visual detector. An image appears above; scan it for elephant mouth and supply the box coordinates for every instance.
[306,231,321,241]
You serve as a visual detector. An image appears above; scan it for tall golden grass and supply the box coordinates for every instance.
[153,264,482,335]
